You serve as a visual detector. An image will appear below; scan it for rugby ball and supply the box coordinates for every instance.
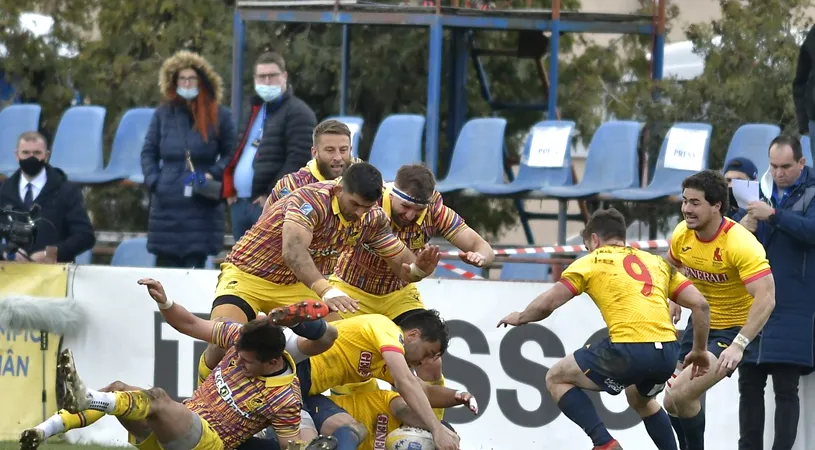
[385,426,435,450]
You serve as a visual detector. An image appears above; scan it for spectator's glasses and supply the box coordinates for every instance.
[255,72,283,82]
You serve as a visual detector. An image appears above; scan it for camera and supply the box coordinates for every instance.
[0,205,39,255]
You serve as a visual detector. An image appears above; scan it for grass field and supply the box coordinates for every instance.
[0,444,120,450]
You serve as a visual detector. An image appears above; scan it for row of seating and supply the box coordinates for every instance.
[3,104,810,203]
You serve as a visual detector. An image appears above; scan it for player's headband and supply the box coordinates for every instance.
[392,186,430,206]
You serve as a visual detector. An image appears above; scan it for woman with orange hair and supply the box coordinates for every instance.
[141,50,237,268]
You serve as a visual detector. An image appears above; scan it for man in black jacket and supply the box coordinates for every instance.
[222,52,317,240]
[0,131,95,263]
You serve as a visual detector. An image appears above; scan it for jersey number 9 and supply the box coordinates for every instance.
[623,254,654,296]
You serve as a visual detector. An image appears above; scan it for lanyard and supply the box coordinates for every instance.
[256,104,267,141]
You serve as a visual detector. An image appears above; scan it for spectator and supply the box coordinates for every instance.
[738,135,815,450]
[141,50,237,269]
[222,51,316,230]
[793,25,815,157]
[0,131,95,262]
[722,156,758,221]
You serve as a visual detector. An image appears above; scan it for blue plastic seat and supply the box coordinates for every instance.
[436,118,507,194]
[74,249,92,265]
[537,121,643,199]
[326,116,364,157]
[722,124,780,176]
[604,123,712,201]
[71,108,155,184]
[367,114,425,182]
[470,120,575,196]
[800,135,813,167]
[0,104,41,175]
[499,254,551,281]
[48,106,107,182]
[111,237,156,268]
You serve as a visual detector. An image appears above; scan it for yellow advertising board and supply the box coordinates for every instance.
[0,263,68,442]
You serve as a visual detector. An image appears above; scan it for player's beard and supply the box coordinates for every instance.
[317,159,347,180]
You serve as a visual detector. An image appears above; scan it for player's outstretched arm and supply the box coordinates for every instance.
[137,278,216,344]
[497,282,574,327]
[383,351,456,448]
[386,245,441,283]
[449,228,495,267]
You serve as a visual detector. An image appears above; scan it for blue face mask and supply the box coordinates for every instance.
[177,86,199,100]
[255,84,282,102]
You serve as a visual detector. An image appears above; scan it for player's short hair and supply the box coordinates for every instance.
[581,208,627,242]
[313,119,351,148]
[397,309,450,356]
[682,170,729,211]
[342,162,384,203]
[16,131,48,150]
[236,319,286,362]
[769,135,803,161]
[255,51,286,72]
[394,164,435,205]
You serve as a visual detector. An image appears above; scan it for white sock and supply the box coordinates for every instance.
[34,414,64,438]
[86,390,118,413]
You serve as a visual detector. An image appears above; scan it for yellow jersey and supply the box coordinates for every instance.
[669,218,771,329]
[308,314,404,395]
[560,246,689,343]
[329,391,402,450]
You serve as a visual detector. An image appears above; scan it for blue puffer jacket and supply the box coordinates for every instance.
[746,166,815,372]
[141,102,237,258]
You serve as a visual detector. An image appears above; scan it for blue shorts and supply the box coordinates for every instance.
[295,359,348,430]
[574,338,680,397]
[677,315,744,361]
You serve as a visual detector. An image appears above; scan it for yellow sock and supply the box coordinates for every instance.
[330,378,380,396]
[428,376,446,421]
[57,409,105,431]
[197,353,213,387]
[111,392,152,420]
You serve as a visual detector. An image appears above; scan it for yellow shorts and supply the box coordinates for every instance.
[129,416,223,450]
[213,263,319,315]
[329,276,425,321]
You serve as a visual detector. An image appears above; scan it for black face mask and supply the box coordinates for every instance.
[19,156,45,177]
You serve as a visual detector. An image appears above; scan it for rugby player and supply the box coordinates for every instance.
[30,278,334,450]
[262,119,360,212]
[328,164,493,412]
[294,311,461,450]
[664,170,776,450]
[498,208,713,450]
[199,162,440,386]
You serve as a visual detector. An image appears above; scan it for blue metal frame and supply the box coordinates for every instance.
[231,2,666,245]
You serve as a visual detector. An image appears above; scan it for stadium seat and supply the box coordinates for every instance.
[327,116,364,157]
[800,135,813,167]
[499,254,551,281]
[48,106,107,182]
[602,122,712,201]
[70,108,155,184]
[0,103,41,175]
[469,120,575,196]
[432,259,485,279]
[722,124,780,175]
[435,118,507,194]
[74,249,92,265]
[536,121,643,199]
[111,237,156,268]
[367,114,425,182]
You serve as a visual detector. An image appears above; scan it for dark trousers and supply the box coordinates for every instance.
[230,198,263,243]
[156,253,207,269]
[738,363,801,450]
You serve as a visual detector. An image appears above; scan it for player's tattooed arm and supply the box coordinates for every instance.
[281,222,326,291]
[390,397,427,429]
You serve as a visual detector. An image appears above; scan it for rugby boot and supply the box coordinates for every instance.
[306,436,339,450]
[593,439,623,450]
[267,300,329,327]
[19,428,45,450]
[57,348,91,414]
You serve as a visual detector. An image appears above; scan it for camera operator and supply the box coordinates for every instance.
[0,131,95,263]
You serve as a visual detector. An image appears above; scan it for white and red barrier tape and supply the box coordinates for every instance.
[434,239,671,280]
